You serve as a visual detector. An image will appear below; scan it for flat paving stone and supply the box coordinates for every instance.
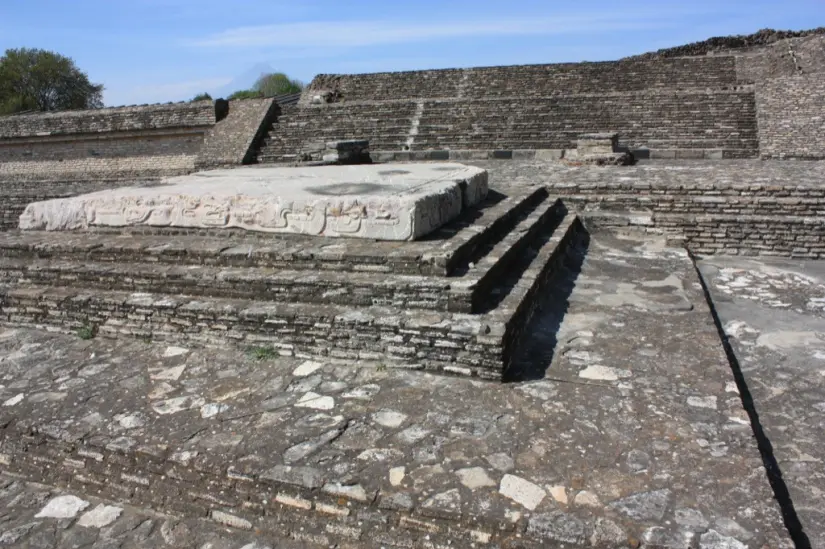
[698,255,825,548]
[0,231,793,548]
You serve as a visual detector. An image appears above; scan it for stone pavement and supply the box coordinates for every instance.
[0,231,795,548]
[698,256,825,549]
[0,474,318,548]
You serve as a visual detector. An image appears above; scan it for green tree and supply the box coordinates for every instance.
[227,89,263,100]
[0,48,103,114]
[252,72,303,97]
[191,92,212,102]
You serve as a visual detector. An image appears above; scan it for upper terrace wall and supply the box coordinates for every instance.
[0,102,216,182]
[305,57,739,103]
[0,99,281,230]
[0,102,214,138]
[757,75,825,159]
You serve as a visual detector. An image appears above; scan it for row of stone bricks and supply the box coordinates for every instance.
[261,91,758,160]
[756,74,825,159]
[305,57,737,103]
[0,130,206,163]
[0,433,526,549]
[561,195,825,216]
[0,187,548,276]
[0,198,561,313]
[0,287,504,377]
[0,210,582,380]
[588,213,824,259]
[0,155,194,181]
[0,101,215,139]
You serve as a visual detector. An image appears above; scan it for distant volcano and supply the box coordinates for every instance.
[211,62,275,99]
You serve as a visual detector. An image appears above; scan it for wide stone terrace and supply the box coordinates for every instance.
[698,256,825,549]
[0,231,793,548]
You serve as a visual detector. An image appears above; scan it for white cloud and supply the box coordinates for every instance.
[190,12,692,50]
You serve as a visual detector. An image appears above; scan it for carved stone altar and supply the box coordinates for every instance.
[19,163,489,241]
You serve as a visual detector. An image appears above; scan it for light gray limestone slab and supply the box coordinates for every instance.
[19,163,488,241]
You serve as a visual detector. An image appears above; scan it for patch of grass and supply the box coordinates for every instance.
[248,345,278,361]
[77,324,96,340]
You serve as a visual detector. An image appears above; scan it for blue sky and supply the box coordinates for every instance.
[1,0,821,106]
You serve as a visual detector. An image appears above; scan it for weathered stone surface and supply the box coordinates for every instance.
[698,255,825,548]
[19,163,488,241]
[0,230,799,548]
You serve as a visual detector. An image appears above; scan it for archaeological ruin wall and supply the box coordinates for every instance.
[755,75,825,160]
[259,56,758,161]
[196,97,279,169]
[304,57,738,102]
[0,98,280,229]
[544,177,825,259]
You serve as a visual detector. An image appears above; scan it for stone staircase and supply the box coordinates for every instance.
[0,187,586,381]
[258,90,760,162]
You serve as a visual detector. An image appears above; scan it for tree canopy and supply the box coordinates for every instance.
[227,89,264,100]
[225,72,304,101]
[253,72,303,97]
[191,92,212,102]
[0,48,103,115]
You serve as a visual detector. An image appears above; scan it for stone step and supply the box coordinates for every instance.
[0,211,585,380]
[0,187,548,277]
[0,198,562,313]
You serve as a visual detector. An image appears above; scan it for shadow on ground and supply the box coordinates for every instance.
[504,231,589,382]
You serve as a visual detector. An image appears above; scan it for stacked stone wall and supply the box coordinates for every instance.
[196,98,279,168]
[546,180,825,258]
[0,102,215,178]
[0,102,220,230]
[756,75,825,159]
[0,102,214,138]
[260,90,758,161]
[0,129,205,163]
[305,57,738,103]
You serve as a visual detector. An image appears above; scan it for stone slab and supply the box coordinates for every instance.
[18,163,488,241]
[698,256,825,548]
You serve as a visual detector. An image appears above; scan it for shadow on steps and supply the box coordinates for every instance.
[503,230,590,383]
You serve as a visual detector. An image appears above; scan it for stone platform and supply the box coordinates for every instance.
[0,233,794,548]
[0,183,583,380]
[18,163,489,241]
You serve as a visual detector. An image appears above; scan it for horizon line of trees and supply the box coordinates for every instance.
[0,47,303,115]
[0,48,103,115]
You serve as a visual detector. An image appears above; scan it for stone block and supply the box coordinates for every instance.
[577,133,619,156]
[512,150,537,160]
[676,149,705,160]
[534,149,564,161]
[19,163,488,241]
[492,150,513,160]
[650,150,676,160]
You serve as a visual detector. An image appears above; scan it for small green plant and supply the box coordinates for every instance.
[375,363,388,372]
[77,324,95,340]
[248,346,277,361]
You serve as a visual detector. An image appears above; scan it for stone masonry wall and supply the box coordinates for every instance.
[0,129,205,163]
[259,90,759,161]
[0,102,219,230]
[304,57,738,103]
[546,180,825,259]
[0,101,214,138]
[756,75,825,159]
[196,98,279,169]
